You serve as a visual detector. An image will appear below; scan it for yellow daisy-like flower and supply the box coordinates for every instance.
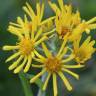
[48,0,82,40]
[23,2,55,31]
[73,36,95,64]
[3,15,48,74]
[8,2,55,37]
[30,41,84,96]
[47,0,96,41]
[8,2,44,35]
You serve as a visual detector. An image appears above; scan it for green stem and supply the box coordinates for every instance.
[19,72,33,96]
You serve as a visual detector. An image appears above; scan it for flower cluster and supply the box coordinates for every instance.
[3,0,96,96]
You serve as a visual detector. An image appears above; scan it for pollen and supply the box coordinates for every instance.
[19,38,34,56]
[45,56,61,72]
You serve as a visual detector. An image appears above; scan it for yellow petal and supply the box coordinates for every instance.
[33,57,44,63]
[58,72,72,91]
[81,36,91,47]
[9,55,23,70]
[85,28,90,34]
[8,26,23,38]
[61,54,75,63]
[14,57,27,74]
[3,45,19,51]
[58,0,64,11]
[63,64,84,69]
[35,36,48,46]
[86,17,96,24]
[43,28,56,36]
[17,17,24,26]
[43,73,51,91]
[48,1,60,14]
[53,73,58,96]
[42,43,52,57]
[57,40,67,57]
[9,22,21,27]
[30,69,46,83]
[40,2,44,22]
[34,28,42,41]
[32,64,44,68]
[23,2,35,20]
[34,50,46,61]
[24,56,32,73]
[31,52,35,58]
[36,3,40,22]
[73,36,82,51]
[58,47,68,59]
[6,52,21,62]
[88,24,96,30]
[62,68,79,80]
[40,16,55,25]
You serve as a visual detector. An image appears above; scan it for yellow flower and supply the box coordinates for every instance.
[23,2,55,31]
[30,41,84,96]
[48,0,82,40]
[47,0,96,41]
[8,3,43,35]
[73,36,95,64]
[3,15,48,73]
[8,2,55,37]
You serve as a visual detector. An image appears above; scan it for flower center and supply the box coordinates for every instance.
[19,38,34,56]
[45,57,61,73]
[60,26,72,39]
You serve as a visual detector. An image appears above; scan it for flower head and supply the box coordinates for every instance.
[73,36,95,64]
[3,11,48,73]
[8,2,45,36]
[30,41,84,96]
[48,0,82,40]
[3,27,47,73]
[23,2,55,32]
[46,0,96,41]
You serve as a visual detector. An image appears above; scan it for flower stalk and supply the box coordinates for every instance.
[19,71,33,96]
